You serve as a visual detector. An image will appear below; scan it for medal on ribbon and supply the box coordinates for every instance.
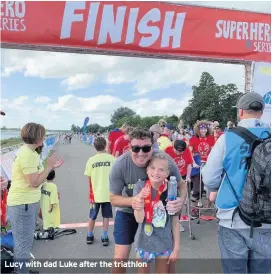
[144,223,153,236]
[144,180,166,236]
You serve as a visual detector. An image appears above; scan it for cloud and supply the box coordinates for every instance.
[34,96,51,103]
[1,93,192,129]
[12,96,28,106]
[1,49,246,95]
[61,73,94,90]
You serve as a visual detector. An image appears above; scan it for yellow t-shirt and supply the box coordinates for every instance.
[157,136,172,151]
[84,153,115,203]
[8,145,44,206]
[40,181,60,229]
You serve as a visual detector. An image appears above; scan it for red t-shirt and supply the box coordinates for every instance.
[112,136,130,156]
[108,129,124,153]
[189,135,215,162]
[165,146,193,176]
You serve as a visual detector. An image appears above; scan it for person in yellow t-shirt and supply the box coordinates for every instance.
[7,122,64,274]
[84,136,115,246]
[40,170,60,231]
[157,123,173,151]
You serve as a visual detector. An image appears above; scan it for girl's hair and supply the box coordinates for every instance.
[193,120,212,137]
[21,123,46,144]
[148,153,171,172]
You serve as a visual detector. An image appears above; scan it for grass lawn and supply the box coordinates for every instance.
[1,138,23,148]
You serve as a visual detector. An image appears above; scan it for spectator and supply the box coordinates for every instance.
[227,121,235,130]
[157,123,173,151]
[149,124,162,152]
[85,137,115,246]
[189,120,215,217]
[213,124,224,143]
[112,127,134,158]
[165,140,193,232]
[203,92,271,274]
[7,122,64,274]
[106,123,131,155]
[158,119,167,132]
[109,128,186,273]
[38,170,60,234]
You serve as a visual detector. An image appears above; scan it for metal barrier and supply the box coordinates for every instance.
[0,135,59,180]
[0,143,24,155]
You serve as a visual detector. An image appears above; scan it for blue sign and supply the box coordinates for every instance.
[263,91,271,105]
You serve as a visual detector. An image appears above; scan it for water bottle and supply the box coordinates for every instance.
[168,176,177,215]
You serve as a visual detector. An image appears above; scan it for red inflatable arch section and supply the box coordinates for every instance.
[1,1,270,64]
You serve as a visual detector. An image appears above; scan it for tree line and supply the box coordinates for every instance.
[71,72,242,133]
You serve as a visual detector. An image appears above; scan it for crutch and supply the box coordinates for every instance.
[186,180,195,240]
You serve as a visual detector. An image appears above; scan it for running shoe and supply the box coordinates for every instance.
[101,236,109,246]
[87,235,94,244]
[191,208,199,219]
[180,224,185,232]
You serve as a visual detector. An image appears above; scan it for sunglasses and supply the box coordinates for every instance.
[131,145,152,153]
[215,126,220,129]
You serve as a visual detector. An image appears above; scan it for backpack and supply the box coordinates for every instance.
[225,126,271,237]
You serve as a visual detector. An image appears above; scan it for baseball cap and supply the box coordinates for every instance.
[165,123,174,130]
[235,92,265,111]
[174,140,187,152]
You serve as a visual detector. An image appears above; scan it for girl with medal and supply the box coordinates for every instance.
[133,153,180,273]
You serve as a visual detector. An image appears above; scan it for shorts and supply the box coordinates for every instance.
[113,210,138,245]
[89,202,113,220]
[136,248,172,263]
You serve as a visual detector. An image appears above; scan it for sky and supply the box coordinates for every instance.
[1,1,271,130]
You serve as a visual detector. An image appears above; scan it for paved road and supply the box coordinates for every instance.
[32,138,221,273]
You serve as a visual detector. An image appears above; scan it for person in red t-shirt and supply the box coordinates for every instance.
[165,140,193,231]
[189,121,215,217]
[165,140,193,182]
[106,122,130,154]
[213,125,224,143]
[112,127,134,157]
[189,121,215,162]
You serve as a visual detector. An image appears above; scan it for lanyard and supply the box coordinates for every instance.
[88,178,95,204]
[144,180,165,224]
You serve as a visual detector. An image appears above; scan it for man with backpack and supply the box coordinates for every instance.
[202,92,271,274]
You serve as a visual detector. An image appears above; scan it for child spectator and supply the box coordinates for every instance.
[133,153,180,273]
[165,140,193,182]
[39,170,60,231]
[165,140,193,231]
[84,137,115,246]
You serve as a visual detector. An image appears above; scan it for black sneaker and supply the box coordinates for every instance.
[101,236,109,246]
[87,235,94,244]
